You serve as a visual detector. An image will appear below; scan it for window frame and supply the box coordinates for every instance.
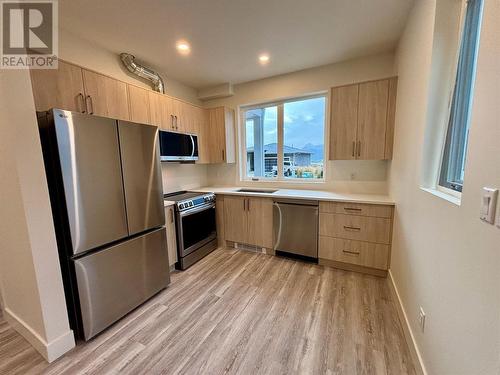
[239,93,328,183]
[438,0,484,193]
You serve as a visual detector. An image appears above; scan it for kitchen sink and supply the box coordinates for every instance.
[236,188,278,194]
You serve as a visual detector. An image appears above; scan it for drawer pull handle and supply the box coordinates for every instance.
[344,207,362,212]
[343,226,361,231]
[343,249,360,255]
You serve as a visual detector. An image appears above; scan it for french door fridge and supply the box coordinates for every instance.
[38,109,169,340]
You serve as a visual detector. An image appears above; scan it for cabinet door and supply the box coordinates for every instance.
[224,108,236,163]
[208,107,226,163]
[149,92,175,130]
[171,98,184,132]
[82,69,130,121]
[384,77,398,160]
[165,205,178,266]
[329,84,358,160]
[247,197,273,248]
[30,60,85,112]
[223,196,247,244]
[357,79,389,160]
[196,108,211,164]
[128,85,150,124]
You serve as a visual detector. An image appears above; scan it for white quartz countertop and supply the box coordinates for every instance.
[193,186,395,205]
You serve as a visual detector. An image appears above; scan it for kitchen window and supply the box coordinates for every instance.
[438,0,483,193]
[242,95,326,181]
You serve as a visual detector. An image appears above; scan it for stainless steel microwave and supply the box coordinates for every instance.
[159,130,198,162]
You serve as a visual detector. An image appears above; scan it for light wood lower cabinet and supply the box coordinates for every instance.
[164,204,178,267]
[319,213,392,244]
[223,195,272,248]
[319,202,394,275]
[319,237,389,270]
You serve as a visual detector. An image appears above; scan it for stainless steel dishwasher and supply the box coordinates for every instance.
[273,199,319,260]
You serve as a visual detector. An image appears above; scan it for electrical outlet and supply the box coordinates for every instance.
[418,307,426,333]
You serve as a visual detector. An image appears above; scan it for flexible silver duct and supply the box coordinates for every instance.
[120,53,165,93]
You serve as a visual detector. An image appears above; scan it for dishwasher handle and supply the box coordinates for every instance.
[273,202,284,250]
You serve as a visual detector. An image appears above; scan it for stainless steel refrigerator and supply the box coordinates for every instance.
[38,109,170,341]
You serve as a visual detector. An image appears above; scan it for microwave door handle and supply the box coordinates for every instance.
[190,135,195,157]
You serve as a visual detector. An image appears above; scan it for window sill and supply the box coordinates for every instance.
[420,187,461,206]
[241,178,325,184]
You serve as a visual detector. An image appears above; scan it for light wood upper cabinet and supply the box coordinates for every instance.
[329,77,397,160]
[30,60,86,113]
[357,80,389,160]
[201,107,236,164]
[82,69,130,121]
[329,84,359,160]
[128,85,150,124]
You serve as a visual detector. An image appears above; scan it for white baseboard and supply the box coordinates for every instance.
[387,270,428,375]
[4,307,75,362]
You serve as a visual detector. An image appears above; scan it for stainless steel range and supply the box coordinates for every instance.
[164,191,217,270]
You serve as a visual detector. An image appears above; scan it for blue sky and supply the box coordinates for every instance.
[246,97,325,149]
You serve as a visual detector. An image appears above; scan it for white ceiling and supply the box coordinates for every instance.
[60,0,414,89]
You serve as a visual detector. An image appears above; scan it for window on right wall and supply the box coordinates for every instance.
[439,0,484,193]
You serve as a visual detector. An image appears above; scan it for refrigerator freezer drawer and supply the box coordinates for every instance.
[74,228,169,340]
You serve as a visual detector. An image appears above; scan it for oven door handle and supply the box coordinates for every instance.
[179,203,215,217]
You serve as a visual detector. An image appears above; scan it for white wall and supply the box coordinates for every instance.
[59,28,209,193]
[0,70,75,362]
[59,28,201,105]
[204,52,396,194]
[162,163,208,194]
[389,0,500,374]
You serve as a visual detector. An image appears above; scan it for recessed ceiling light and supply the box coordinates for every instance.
[258,54,270,65]
[176,40,191,55]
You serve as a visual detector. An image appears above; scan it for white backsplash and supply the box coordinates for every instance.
[161,163,209,193]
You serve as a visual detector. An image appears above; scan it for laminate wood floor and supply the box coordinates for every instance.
[0,248,415,375]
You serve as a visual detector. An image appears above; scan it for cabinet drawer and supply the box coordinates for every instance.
[319,201,393,218]
[319,213,391,244]
[319,236,389,270]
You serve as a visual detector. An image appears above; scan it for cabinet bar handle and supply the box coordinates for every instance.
[352,141,355,157]
[175,115,178,129]
[77,93,86,113]
[344,207,362,212]
[357,141,361,157]
[85,95,94,115]
[222,149,225,161]
[171,115,174,129]
[343,226,361,231]
[343,249,360,255]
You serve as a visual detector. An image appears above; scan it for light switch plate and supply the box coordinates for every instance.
[480,187,498,224]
